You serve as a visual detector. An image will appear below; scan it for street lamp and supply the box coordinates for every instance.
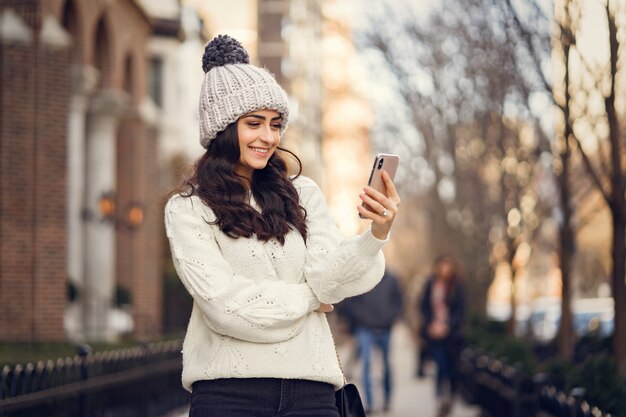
[90,191,144,230]
[98,191,116,223]
[125,201,144,230]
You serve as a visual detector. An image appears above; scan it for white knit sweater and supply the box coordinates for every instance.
[164,176,387,392]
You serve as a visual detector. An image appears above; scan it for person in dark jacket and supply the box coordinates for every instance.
[337,269,404,413]
[419,255,466,417]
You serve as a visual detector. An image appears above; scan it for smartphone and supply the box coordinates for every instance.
[359,153,400,218]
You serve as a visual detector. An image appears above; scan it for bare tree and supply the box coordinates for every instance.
[558,13,576,361]
[467,0,581,353]
[505,0,626,375]
[602,1,626,377]
[354,0,553,318]
[552,0,577,361]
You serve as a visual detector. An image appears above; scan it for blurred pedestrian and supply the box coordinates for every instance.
[337,269,404,413]
[418,255,466,417]
[164,34,402,417]
[415,331,429,378]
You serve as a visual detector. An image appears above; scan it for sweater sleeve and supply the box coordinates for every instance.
[164,194,321,343]
[296,177,387,304]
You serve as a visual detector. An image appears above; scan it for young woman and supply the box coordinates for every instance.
[164,35,401,417]
[419,255,466,417]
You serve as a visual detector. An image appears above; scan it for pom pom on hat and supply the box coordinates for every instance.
[201,35,250,73]
[198,34,290,148]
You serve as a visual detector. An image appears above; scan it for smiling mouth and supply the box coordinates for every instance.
[249,147,270,154]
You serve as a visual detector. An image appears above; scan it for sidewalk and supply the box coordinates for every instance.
[166,323,480,417]
[339,323,479,417]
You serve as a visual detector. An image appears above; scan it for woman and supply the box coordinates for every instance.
[419,255,466,417]
[164,35,401,417]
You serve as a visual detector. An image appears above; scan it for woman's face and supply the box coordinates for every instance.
[235,109,283,180]
[435,260,455,281]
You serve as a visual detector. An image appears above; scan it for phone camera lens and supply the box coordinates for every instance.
[378,158,384,169]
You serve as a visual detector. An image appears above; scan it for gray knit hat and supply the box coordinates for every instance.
[199,35,290,148]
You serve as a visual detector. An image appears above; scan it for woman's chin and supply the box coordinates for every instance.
[249,156,272,170]
[252,161,270,170]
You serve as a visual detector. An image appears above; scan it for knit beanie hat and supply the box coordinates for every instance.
[199,34,290,148]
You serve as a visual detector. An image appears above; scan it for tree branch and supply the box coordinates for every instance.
[575,192,606,231]
[571,134,612,203]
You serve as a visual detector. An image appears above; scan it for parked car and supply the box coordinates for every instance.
[527,297,561,343]
[572,297,614,337]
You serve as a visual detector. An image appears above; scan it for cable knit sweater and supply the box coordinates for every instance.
[164,175,387,392]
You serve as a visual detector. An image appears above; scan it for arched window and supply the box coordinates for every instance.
[93,16,112,87]
[61,0,81,62]
[123,54,134,99]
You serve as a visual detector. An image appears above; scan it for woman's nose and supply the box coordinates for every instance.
[258,125,276,144]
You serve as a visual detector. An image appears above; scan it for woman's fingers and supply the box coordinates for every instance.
[358,198,392,223]
[357,204,384,222]
[362,177,400,217]
[359,191,387,216]
[358,170,401,240]
[316,303,334,313]
[381,170,401,205]
[363,172,400,204]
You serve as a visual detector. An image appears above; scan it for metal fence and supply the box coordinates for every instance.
[458,348,613,417]
[0,340,189,417]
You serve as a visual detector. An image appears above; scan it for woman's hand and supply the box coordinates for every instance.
[316,303,334,313]
[356,170,401,240]
[428,322,450,340]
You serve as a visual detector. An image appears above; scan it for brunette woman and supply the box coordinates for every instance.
[419,255,466,417]
[164,35,401,417]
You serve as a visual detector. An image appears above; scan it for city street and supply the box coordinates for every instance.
[168,323,480,417]
[2,1,624,416]
[338,324,479,417]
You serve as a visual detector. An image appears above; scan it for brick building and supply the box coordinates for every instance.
[0,0,163,342]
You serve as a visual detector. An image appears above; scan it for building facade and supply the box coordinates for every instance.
[0,0,163,342]
[258,0,371,222]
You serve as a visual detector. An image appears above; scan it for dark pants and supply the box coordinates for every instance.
[190,378,340,417]
[416,340,429,377]
[429,342,458,398]
[355,326,392,409]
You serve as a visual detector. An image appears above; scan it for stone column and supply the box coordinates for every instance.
[83,90,129,341]
[66,65,98,314]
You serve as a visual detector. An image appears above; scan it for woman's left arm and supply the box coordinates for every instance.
[297,173,401,304]
[449,284,467,337]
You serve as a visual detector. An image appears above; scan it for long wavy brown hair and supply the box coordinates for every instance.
[176,122,308,244]
[433,254,463,301]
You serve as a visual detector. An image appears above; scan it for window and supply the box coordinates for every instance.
[149,57,164,107]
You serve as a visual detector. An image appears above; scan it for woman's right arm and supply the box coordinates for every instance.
[164,195,321,343]
[296,177,387,303]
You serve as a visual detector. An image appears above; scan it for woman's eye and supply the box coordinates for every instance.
[248,122,260,127]
[272,123,283,130]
